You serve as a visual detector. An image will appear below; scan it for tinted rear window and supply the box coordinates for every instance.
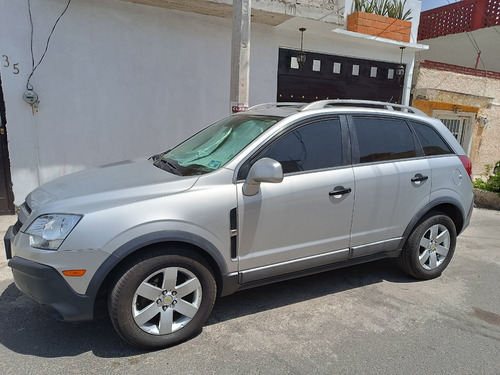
[353,117,416,163]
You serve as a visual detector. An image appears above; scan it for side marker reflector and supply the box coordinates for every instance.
[62,270,87,277]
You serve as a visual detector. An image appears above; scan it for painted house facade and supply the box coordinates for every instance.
[0,0,425,210]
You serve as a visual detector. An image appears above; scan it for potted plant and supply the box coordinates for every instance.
[347,0,412,42]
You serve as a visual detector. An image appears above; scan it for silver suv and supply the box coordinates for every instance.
[5,100,474,349]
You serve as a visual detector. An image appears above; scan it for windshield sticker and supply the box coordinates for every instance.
[208,160,222,169]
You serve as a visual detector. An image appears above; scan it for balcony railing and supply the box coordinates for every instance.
[418,0,500,40]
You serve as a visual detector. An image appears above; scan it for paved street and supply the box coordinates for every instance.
[0,208,499,375]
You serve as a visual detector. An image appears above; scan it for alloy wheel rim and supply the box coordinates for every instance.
[418,223,450,270]
[132,266,202,335]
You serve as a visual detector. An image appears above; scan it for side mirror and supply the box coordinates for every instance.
[243,158,283,196]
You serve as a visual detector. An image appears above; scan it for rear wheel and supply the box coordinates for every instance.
[108,248,216,349]
[399,213,457,280]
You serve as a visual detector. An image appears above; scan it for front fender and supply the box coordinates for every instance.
[85,229,229,299]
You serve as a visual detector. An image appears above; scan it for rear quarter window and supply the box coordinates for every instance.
[410,121,454,156]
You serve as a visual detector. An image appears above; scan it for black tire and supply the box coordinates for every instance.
[108,247,216,350]
[398,212,457,280]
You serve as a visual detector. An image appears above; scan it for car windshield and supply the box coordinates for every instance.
[153,114,281,176]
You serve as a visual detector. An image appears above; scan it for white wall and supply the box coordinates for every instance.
[1,0,239,204]
[1,0,418,205]
[417,28,500,72]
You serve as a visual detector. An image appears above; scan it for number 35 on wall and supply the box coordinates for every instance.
[2,55,20,74]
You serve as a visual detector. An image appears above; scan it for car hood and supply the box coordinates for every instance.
[26,159,199,212]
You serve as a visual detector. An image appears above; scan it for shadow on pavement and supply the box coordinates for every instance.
[0,258,415,358]
[208,258,415,325]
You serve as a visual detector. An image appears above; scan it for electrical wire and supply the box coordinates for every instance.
[28,1,35,72]
[26,0,72,90]
[467,30,487,69]
[445,0,487,70]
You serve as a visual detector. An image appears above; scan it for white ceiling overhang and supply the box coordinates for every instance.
[118,0,344,27]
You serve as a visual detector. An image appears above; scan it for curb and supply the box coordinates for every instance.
[473,188,500,210]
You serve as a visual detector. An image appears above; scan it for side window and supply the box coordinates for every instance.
[410,121,454,156]
[259,119,343,174]
[353,117,416,163]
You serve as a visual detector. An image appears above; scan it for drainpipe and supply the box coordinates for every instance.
[230,0,251,113]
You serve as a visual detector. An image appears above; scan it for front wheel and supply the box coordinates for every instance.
[108,248,217,349]
[399,213,457,280]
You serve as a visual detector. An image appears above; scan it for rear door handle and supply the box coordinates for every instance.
[411,174,429,183]
[329,186,352,197]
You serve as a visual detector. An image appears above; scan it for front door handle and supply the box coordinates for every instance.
[329,186,352,197]
[411,174,429,183]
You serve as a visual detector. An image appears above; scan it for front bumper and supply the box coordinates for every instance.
[5,223,94,321]
[8,255,94,321]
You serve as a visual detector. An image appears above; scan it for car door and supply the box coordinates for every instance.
[348,115,432,258]
[235,116,355,284]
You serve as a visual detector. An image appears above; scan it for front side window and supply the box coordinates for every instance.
[258,118,343,174]
[154,115,280,176]
[353,117,416,163]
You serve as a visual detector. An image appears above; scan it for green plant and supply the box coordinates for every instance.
[473,162,500,196]
[353,0,413,20]
[386,0,412,20]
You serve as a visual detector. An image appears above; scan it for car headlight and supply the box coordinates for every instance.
[26,214,82,250]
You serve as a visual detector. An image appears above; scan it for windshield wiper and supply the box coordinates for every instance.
[153,157,182,176]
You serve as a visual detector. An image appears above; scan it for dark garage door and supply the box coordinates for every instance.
[277,48,404,104]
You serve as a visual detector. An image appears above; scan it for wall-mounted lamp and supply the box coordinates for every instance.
[478,116,489,128]
[297,28,306,69]
[395,46,406,82]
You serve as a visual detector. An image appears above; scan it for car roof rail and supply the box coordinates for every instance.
[248,102,305,111]
[299,100,427,116]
